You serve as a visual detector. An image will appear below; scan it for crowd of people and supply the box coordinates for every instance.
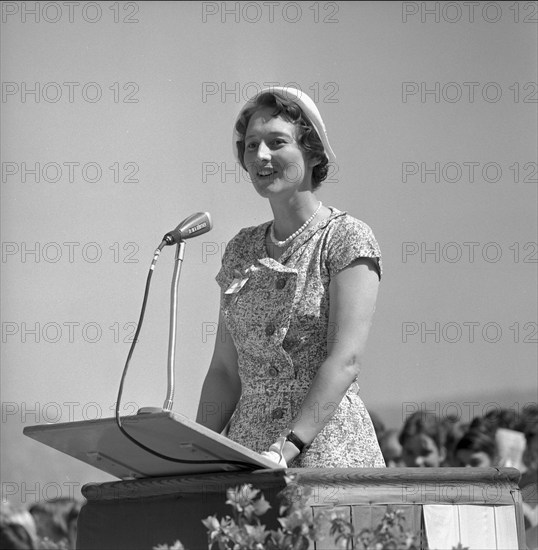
[0,497,80,549]
[375,404,537,471]
[374,403,538,545]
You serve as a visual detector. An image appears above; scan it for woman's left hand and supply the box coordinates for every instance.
[263,435,308,466]
[260,449,287,467]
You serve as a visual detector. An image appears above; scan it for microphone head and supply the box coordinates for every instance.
[163,212,212,245]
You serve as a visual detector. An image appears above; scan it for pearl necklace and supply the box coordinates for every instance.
[270,201,322,248]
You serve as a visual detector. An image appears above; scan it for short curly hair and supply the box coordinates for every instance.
[235,92,329,190]
[399,411,448,451]
[455,426,497,459]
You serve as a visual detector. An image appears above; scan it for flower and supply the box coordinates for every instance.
[153,542,185,550]
[154,484,436,550]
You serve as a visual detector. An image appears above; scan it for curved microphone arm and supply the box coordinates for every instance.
[163,240,186,411]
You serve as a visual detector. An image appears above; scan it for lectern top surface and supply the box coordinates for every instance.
[23,410,281,479]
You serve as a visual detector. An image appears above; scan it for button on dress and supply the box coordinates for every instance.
[216,208,385,468]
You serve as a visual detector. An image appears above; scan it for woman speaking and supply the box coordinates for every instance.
[196,86,385,468]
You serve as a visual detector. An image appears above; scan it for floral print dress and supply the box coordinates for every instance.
[216,207,385,468]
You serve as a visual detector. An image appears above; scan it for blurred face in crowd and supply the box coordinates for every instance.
[455,449,493,468]
[401,434,446,467]
[380,431,403,467]
[523,433,538,472]
[68,518,78,549]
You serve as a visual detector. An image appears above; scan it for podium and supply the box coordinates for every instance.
[75,467,526,550]
[24,414,527,549]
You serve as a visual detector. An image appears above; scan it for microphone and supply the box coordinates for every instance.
[163,212,212,245]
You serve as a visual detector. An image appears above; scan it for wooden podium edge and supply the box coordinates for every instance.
[81,467,523,506]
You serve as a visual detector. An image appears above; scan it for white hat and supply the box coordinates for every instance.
[232,86,336,165]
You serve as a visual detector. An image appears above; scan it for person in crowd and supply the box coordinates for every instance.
[479,407,527,469]
[379,429,403,467]
[196,86,385,468]
[399,411,448,467]
[369,410,386,442]
[0,501,37,549]
[454,421,498,467]
[482,407,519,432]
[442,414,468,467]
[517,405,538,544]
[518,404,538,475]
[29,498,81,549]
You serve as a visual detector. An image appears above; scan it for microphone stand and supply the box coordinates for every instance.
[163,240,185,411]
[137,239,185,415]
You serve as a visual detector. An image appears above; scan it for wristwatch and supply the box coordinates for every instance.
[285,430,307,453]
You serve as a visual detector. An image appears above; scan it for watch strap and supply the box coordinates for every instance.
[285,431,306,453]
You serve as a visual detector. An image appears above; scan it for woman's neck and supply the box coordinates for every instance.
[270,192,321,241]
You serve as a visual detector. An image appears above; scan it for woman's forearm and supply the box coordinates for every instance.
[282,260,379,457]
[275,355,360,464]
[292,356,360,444]
[196,367,241,433]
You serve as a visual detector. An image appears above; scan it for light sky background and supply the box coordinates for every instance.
[1,1,537,506]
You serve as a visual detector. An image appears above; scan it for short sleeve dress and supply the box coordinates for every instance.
[216,207,385,468]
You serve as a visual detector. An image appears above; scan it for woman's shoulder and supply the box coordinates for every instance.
[231,221,267,241]
[323,208,382,277]
[226,221,268,248]
[325,208,379,241]
[216,222,269,288]
[221,221,269,262]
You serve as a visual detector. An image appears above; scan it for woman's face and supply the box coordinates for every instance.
[401,434,445,467]
[243,107,316,198]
